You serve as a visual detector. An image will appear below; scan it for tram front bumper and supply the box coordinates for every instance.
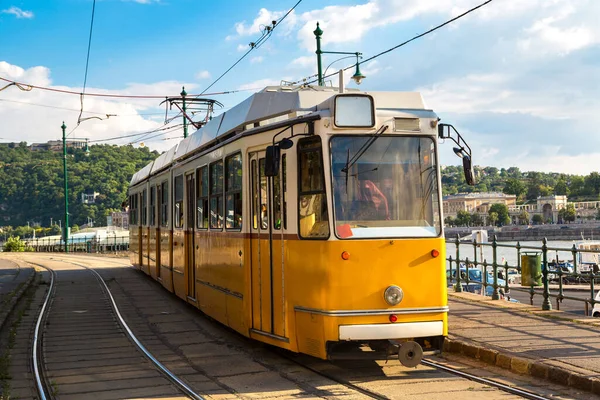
[339,321,443,341]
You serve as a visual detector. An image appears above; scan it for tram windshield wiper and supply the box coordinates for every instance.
[341,125,388,174]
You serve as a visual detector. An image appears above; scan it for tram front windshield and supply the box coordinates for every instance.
[331,135,441,239]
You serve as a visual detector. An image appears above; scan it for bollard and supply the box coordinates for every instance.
[491,235,500,300]
[541,238,552,311]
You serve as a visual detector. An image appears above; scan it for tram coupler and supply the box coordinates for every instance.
[397,340,423,368]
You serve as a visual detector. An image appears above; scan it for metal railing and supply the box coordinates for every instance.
[25,236,129,254]
[447,235,600,316]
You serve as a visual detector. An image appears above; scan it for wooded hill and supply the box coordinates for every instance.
[0,142,158,228]
[442,165,600,202]
[0,143,598,229]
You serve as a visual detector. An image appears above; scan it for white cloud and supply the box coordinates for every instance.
[237,44,248,52]
[237,78,285,91]
[195,70,211,80]
[250,56,263,64]
[289,56,314,69]
[1,6,34,19]
[0,62,186,153]
[233,8,283,37]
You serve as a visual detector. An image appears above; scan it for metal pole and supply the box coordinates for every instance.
[181,87,188,139]
[541,237,552,310]
[62,122,69,254]
[491,235,500,300]
[455,236,462,292]
[314,23,324,86]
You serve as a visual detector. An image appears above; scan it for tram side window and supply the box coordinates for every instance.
[149,186,156,226]
[174,174,184,228]
[160,181,168,227]
[225,153,242,229]
[273,154,287,230]
[196,166,208,229]
[210,160,224,229]
[298,138,329,238]
[141,189,148,226]
[129,194,138,225]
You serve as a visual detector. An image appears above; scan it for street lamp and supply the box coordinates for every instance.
[60,122,90,253]
[314,22,366,86]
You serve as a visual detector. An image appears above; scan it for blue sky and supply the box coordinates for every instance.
[1,0,599,175]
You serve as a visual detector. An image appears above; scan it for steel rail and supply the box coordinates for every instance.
[422,358,551,400]
[275,351,389,400]
[73,261,206,400]
[32,257,205,400]
[32,264,55,400]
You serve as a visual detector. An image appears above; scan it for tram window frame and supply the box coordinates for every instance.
[251,159,258,229]
[149,186,156,226]
[174,174,184,229]
[297,137,330,239]
[160,181,169,227]
[209,160,224,230]
[196,165,209,230]
[273,154,287,230]
[225,152,242,230]
[141,189,148,226]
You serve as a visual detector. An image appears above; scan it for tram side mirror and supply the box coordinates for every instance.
[265,145,280,177]
[279,137,294,150]
[462,155,475,186]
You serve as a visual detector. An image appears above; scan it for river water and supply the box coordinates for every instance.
[444,240,582,268]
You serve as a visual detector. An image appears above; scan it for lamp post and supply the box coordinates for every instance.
[61,122,90,253]
[314,22,366,86]
[61,122,69,253]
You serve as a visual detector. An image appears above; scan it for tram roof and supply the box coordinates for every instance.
[129,86,432,188]
[174,86,429,162]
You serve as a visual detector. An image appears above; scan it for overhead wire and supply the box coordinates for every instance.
[0,76,262,99]
[198,0,303,96]
[88,123,183,143]
[69,0,98,137]
[302,0,494,85]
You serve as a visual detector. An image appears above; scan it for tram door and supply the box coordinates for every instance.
[249,151,287,339]
[184,173,196,300]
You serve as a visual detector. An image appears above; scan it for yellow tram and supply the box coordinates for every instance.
[128,85,474,365]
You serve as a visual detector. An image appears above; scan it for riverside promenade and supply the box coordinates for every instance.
[447,292,600,396]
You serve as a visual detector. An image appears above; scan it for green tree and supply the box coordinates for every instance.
[558,204,576,223]
[444,216,456,227]
[471,213,484,226]
[518,210,530,225]
[489,203,510,226]
[489,212,498,226]
[532,214,544,225]
[503,178,526,198]
[455,210,472,227]
[3,236,26,252]
[554,178,569,196]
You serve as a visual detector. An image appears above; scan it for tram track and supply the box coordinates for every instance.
[9,254,585,399]
[29,259,205,400]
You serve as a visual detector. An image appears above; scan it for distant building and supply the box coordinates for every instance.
[443,192,517,217]
[445,192,599,225]
[109,212,129,230]
[81,192,100,204]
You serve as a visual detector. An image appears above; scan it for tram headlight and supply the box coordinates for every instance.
[384,285,403,306]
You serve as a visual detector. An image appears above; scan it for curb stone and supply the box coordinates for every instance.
[0,260,36,332]
[443,337,597,395]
